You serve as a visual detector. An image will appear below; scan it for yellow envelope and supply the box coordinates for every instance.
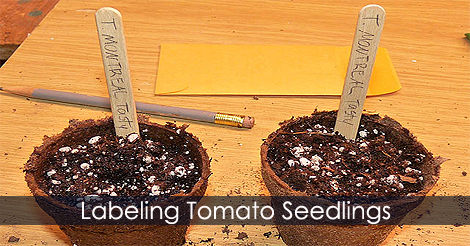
[155,44,400,96]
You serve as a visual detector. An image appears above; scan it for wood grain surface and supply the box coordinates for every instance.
[0,0,59,60]
[1,0,469,245]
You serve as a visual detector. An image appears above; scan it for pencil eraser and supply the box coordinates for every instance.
[242,116,255,128]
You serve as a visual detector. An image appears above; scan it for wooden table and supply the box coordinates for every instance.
[1,0,469,245]
[0,0,60,62]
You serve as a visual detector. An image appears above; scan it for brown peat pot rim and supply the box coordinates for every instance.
[24,116,211,241]
[261,111,440,199]
[260,111,442,246]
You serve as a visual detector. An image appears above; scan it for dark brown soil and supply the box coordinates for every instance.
[8,236,20,243]
[235,232,249,240]
[37,119,202,199]
[222,225,232,235]
[266,111,434,197]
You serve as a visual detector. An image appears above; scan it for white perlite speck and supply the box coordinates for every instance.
[88,136,101,145]
[338,147,345,152]
[143,155,152,164]
[385,175,398,185]
[373,129,379,134]
[127,133,139,143]
[150,185,161,196]
[287,160,296,167]
[299,158,311,166]
[71,149,79,154]
[359,142,368,148]
[51,180,61,185]
[359,131,367,138]
[405,167,421,174]
[110,192,117,196]
[145,140,154,148]
[188,163,195,169]
[349,151,357,155]
[80,163,90,170]
[311,155,323,165]
[148,176,156,183]
[175,166,186,177]
[47,169,56,176]
[330,180,339,191]
[59,146,72,153]
[291,146,305,158]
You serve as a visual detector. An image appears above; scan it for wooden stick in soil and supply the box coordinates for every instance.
[334,5,385,140]
[95,7,139,138]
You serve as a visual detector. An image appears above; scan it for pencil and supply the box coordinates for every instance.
[0,86,255,128]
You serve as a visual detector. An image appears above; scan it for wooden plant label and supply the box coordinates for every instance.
[334,5,385,139]
[95,7,139,138]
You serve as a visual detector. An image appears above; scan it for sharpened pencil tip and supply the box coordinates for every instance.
[0,87,3,91]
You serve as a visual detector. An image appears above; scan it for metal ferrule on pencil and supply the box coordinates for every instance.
[214,113,245,127]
